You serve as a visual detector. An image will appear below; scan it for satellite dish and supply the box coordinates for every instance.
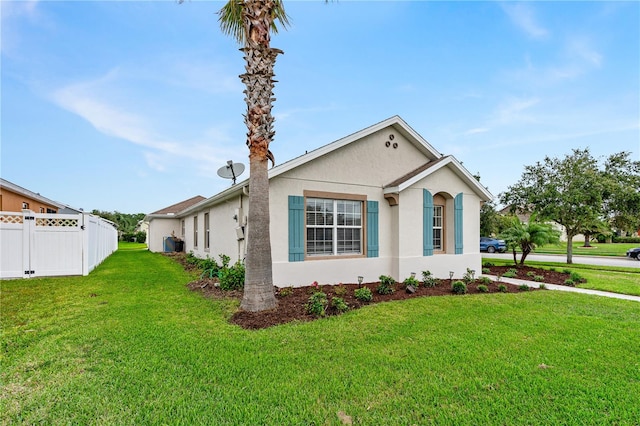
[217,160,245,185]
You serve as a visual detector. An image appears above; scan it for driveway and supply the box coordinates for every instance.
[483,253,640,269]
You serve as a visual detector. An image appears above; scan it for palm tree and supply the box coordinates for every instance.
[500,215,561,266]
[218,0,289,312]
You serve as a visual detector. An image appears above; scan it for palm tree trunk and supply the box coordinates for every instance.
[238,0,280,312]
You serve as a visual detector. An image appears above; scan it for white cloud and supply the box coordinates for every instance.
[50,72,244,173]
[464,127,490,136]
[502,3,549,40]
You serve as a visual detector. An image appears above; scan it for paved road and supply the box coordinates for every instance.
[483,252,640,269]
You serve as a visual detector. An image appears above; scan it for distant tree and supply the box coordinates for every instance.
[91,210,145,238]
[501,149,606,264]
[602,152,640,235]
[480,201,499,237]
[499,215,560,266]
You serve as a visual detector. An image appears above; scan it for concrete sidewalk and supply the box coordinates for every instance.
[482,275,640,303]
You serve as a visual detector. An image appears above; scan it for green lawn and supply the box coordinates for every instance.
[484,258,640,296]
[532,242,638,257]
[2,249,639,425]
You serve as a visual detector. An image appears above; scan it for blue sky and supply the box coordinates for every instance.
[2,1,639,214]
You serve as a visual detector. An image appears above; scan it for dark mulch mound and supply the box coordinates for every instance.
[187,277,541,330]
[485,265,572,285]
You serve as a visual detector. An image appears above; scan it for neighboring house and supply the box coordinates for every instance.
[146,195,206,252]
[0,178,63,213]
[498,206,582,243]
[147,116,493,286]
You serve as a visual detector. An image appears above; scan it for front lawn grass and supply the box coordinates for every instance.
[2,250,639,425]
[532,242,637,257]
[485,258,640,296]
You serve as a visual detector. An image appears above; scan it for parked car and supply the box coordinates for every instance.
[480,237,506,253]
[626,247,640,260]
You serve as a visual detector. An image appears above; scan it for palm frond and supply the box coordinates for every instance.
[218,0,290,45]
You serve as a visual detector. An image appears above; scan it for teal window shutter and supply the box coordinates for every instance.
[367,200,379,258]
[423,189,434,256]
[454,193,463,254]
[288,195,304,262]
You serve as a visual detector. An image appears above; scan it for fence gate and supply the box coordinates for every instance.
[1,210,84,279]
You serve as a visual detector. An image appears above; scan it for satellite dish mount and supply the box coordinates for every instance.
[217,160,245,185]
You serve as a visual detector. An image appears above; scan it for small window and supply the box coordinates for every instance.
[22,202,29,209]
[40,207,45,213]
[433,205,443,250]
[193,216,198,248]
[204,213,210,249]
[181,220,185,238]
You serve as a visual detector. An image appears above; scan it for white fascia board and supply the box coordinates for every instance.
[176,183,246,218]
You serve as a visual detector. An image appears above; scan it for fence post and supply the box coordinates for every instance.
[22,209,33,278]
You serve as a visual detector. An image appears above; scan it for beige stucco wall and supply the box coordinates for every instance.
[149,123,486,286]
[147,217,181,252]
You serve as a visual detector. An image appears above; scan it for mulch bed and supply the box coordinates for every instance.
[172,250,577,330]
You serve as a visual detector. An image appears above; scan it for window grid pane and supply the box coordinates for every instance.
[433,206,443,250]
[306,198,362,256]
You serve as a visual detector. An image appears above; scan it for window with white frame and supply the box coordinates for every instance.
[193,215,198,248]
[204,213,210,249]
[433,205,443,250]
[181,219,185,238]
[306,197,362,256]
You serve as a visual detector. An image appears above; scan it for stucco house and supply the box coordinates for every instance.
[146,116,493,286]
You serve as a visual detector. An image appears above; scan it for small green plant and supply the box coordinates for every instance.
[462,268,476,284]
[377,275,396,295]
[526,271,535,278]
[478,276,491,285]
[331,297,349,313]
[502,268,518,278]
[538,283,547,289]
[482,267,490,274]
[562,268,572,274]
[483,261,494,267]
[564,279,575,287]
[278,286,293,297]
[533,275,544,282]
[403,276,420,289]
[477,284,489,293]
[519,284,530,291]
[498,284,508,293]
[421,270,439,288]
[570,271,585,283]
[354,287,373,302]
[549,267,556,272]
[218,260,245,290]
[334,284,348,296]
[451,280,467,295]
[305,292,328,317]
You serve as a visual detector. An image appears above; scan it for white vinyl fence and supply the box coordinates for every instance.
[0,210,118,279]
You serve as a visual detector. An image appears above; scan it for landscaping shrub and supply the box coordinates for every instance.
[354,287,373,302]
[539,283,547,289]
[526,271,535,278]
[278,286,293,297]
[306,292,328,317]
[564,279,575,287]
[331,297,349,313]
[218,260,245,290]
[377,275,396,295]
[482,267,490,274]
[502,269,518,278]
[519,284,530,291]
[421,270,439,288]
[462,268,476,284]
[533,275,544,282]
[334,284,348,296]
[478,276,491,285]
[498,284,508,293]
[483,261,494,267]
[451,280,467,294]
[477,284,489,293]
[570,271,585,283]
[403,275,420,289]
